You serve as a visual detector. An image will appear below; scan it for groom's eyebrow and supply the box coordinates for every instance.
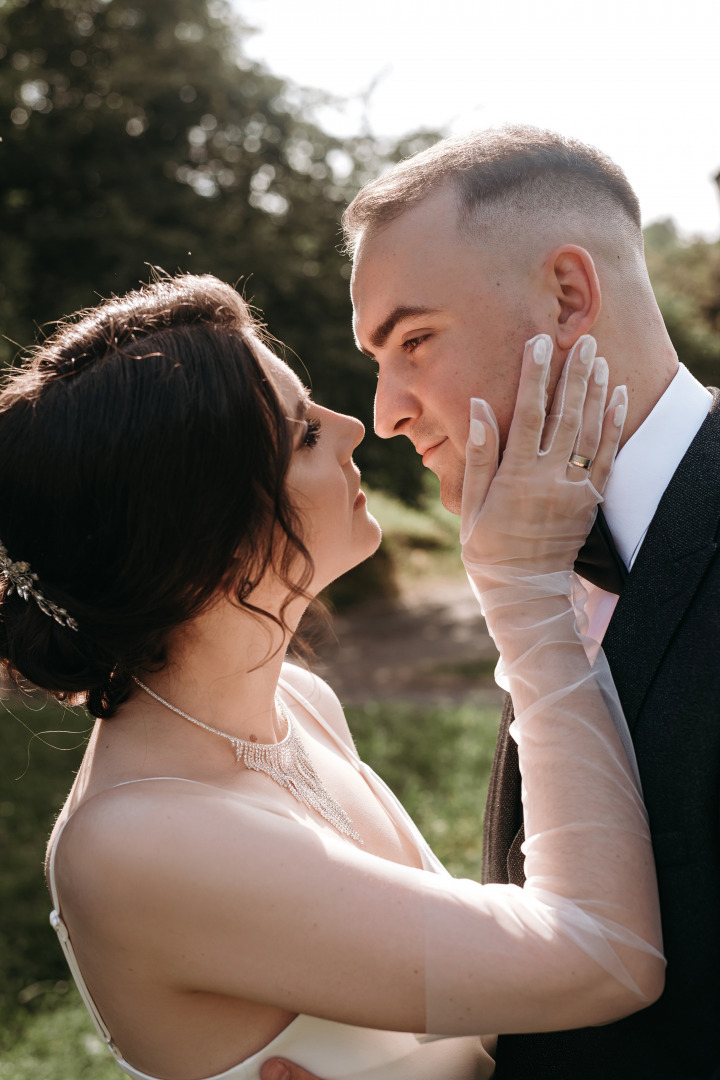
[359,305,440,357]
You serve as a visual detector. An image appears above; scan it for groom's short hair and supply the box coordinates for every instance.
[342,125,643,257]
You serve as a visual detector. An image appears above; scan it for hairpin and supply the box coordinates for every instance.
[0,540,78,630]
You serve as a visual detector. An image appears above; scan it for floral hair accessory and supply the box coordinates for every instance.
[0,540,78,630]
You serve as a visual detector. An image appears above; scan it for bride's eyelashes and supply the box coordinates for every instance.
[302,416,322,448]
[286,413,322,449]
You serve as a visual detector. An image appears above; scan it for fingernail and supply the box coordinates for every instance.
[470,418,486,446]
[593,357,608,386]
[470,398,499,442]
[579,337,596,365]
[613,402,626,427]
[262,1064,289,1080]
[533,337,549,365]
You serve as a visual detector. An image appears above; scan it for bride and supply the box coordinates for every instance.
[0,274,663,1080]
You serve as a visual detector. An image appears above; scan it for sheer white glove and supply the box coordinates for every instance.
[458,334,636,756]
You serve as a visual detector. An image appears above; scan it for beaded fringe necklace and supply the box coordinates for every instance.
[132,677,362,843]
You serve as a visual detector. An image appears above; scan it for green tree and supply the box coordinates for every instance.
[0,0,438,499]
[645,218,720,387]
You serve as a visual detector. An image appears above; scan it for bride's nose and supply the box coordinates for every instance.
[337,412,365,458]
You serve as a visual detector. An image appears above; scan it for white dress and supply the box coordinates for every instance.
[48,666,492,1080]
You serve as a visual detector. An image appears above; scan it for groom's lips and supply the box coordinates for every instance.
[420,438,447,466]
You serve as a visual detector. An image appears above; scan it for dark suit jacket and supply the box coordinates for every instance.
[483,388,720,1080]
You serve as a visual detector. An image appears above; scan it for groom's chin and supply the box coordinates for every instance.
[438,474,463,516]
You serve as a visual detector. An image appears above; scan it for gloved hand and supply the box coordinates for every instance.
[460,333,627,603]
[458,333,629,722]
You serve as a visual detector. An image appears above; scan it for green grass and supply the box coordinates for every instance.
[348,699,498,879]
[426,657,499,682]
[0,989,120,1080]
[0,692,499,1076]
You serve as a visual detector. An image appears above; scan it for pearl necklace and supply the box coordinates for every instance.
[132,677,362,843]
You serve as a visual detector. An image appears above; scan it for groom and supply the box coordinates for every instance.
[262,127,720,1079]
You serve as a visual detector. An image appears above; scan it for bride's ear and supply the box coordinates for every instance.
[545,245,601,351]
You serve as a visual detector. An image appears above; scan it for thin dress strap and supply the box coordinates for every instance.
[277,673,361,764]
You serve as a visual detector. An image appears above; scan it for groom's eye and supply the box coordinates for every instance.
[402,334,430,354]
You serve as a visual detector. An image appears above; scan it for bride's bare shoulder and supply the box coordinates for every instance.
[51,775,284,914]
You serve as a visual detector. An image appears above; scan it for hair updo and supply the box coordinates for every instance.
[0,274,311,718]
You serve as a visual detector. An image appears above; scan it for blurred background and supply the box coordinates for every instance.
[1,0,719,1074]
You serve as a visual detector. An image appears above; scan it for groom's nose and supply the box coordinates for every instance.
[374,367,420,440]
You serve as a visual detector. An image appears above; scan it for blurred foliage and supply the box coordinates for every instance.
[322,540,399,611]
[0,691,499,1070]
[363,475,460,557]
[645,219,720,387]
[0,694,92,1030]
[0,0,440,500]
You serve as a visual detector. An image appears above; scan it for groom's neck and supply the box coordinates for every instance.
[595,292,679,446]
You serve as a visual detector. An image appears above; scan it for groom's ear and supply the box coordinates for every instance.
[544,245,601,351]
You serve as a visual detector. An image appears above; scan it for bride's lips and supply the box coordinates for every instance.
[353,489,366,510]
[421,438,447,466]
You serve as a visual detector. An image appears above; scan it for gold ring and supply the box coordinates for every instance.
[568,453,593,470]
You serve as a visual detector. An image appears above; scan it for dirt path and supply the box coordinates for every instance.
[312,576,504,707]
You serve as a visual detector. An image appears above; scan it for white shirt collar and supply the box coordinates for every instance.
[602,363,712,568]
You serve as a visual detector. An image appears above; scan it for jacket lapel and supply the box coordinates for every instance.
[603,388,720,730]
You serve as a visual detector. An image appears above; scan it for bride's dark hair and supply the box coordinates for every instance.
[0,274,312,718]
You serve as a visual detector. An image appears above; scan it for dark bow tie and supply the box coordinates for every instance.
[574,506,628,594]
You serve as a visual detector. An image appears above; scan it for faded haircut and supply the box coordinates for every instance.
[342,125,643,256]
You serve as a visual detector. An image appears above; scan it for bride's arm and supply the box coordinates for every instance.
[72,336,663,1035]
